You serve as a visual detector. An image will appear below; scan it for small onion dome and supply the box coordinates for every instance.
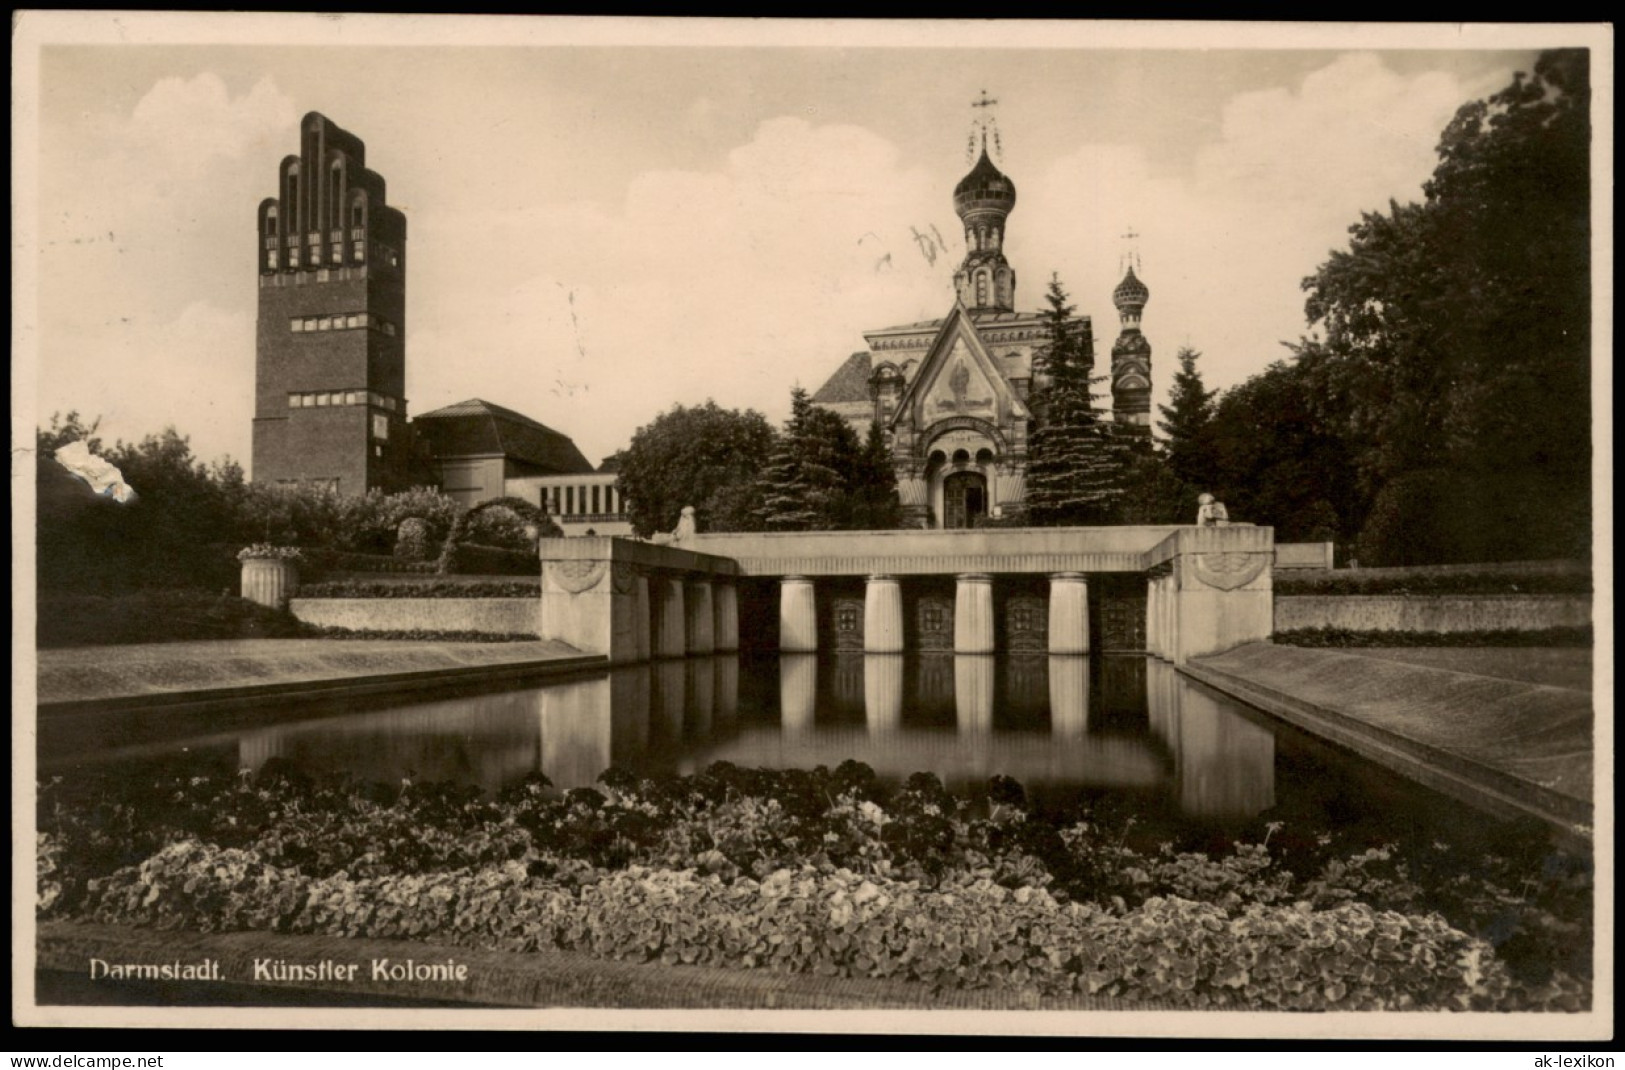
[953,149,1017,218]
[1113,266,1149,310]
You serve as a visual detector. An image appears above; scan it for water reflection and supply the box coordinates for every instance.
[77,654,1279,824]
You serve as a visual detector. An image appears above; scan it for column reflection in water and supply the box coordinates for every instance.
[780,654,818,736]
[864,655,904,734]
[609,664,651,768]
[1048,656,1090,739]
[713,655,740,735]
[1144,661,1276,820]
[1145,659,1178,745]
[686,657,715,739]
[954,654,996,734]
[539,676,613,791]
[652,660,687,745]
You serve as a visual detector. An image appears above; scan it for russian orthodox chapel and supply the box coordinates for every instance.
[812,116,1153,529]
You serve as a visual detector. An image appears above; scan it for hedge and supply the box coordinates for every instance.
[1275,566,1590,597]
[295,579,541,599]
[301,548,440,577]
[297,627,540,643]
[440,542,540,577]
[1275,626,1594,649]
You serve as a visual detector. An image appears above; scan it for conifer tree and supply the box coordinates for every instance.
[850,420,901,529]
[1025,274,1135,525]
[1156,346,1219,491]
[758,387,844,531]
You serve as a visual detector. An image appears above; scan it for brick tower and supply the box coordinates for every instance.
[252,112,409,493]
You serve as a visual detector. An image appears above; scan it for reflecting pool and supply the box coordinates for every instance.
[42,653,1513,848]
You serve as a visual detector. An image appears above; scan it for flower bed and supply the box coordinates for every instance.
[36,761,1591,1011]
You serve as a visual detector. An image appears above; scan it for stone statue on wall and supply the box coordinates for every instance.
[653,505,698,545]
[1197,493,1230,528]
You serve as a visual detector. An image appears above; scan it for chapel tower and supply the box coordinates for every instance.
[251,112,410,493]
[1110,242,1153,432]
[951,95,1018,313]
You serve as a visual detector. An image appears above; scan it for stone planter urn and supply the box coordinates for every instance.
[239,553,300,609]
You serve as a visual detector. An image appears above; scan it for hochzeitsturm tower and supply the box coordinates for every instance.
[252,112,410,493]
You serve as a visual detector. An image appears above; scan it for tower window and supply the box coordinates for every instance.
[346,314,362,328]
[267,250,279,270]
[288,248,300,268]
[372,415,389,440]
[330,246,343,265]
[352,204,364,227]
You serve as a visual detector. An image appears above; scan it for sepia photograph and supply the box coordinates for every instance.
[11,14,1612,1040]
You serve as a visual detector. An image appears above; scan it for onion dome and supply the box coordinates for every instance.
[953,148,1017,219]
[1113,266,1150,311]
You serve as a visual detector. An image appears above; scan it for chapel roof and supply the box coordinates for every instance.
[811,351,874,403]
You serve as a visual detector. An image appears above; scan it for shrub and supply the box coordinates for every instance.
[394,518,434,561]
[37,591,310,648]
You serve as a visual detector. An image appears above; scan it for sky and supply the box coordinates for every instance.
[18,16,1575,473]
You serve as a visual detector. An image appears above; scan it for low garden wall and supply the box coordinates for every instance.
[288,597,543,637]
[1275,594,1591,634]
[1273,542,1334,570]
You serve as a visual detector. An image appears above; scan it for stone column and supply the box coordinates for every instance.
[780,653,818,734]
[632,571,651,662]
[953,573,995,654]
[241,557,298,610]
[1047,572,1090,654]
[653,575,686,659]
[780,576,818,653]
[863,575,904,653]
[685,579,715,655]
[864,655,904,733]
[1145,575,1162,659]
[713,583,739,653]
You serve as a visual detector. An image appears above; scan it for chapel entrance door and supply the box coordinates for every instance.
[943,471,987,529]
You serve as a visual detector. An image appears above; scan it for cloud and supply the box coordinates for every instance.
[35,54,1495,475]
[1020,54,1482,415]
[37,73,295,467]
